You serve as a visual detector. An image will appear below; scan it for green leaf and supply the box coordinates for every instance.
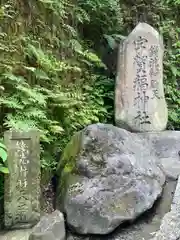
[0,148,7,162]
[170,65,180,77]
[103,34,116,50]
[0,166,9,174]
[34,69,50,80]
[112,34,126,41]
[3,73,26,84]
[24,66,36,72]
[50,125,64,134]
[0,142,6,150]
[0,96,24,109]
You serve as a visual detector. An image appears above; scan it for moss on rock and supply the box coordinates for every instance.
[56,130,83,210]
[56,130,82,175]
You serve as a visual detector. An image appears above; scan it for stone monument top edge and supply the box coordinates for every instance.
[127,22,160,40]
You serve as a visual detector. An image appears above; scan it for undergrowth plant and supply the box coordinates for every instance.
[0,0,114,170]
[0,141,8,203]
[0,141,8,174]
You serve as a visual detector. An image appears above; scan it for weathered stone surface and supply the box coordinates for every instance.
[115,22,168,132]
[4,130,40,229]
[139,131,180,180]
[66,179,177,240]
[56,123,165,235]
[28,210,65,240]
[150,175,180,240]
[0,229,32,240]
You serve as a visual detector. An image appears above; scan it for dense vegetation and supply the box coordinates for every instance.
[0,0,179,178]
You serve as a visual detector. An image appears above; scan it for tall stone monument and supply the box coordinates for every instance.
[115,22,168,132]
[4,130,40,229]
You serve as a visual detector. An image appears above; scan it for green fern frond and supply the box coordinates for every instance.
[49,125,64,134]
[4,114,37,130]
[16,85,47,106]
[2,73,26,84]
[0,96,24,109]
[24,108,47,119]
[34,69,50,80]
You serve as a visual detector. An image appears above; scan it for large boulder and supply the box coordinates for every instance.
[66,178,177,240]
[56,123,165,235]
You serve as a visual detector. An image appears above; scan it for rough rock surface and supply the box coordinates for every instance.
[28,210,65,240]
[66,179,177,240]
[0,229,32,240]
[57,123,165,235]
[150,176,180,240]
[139,131,180,180]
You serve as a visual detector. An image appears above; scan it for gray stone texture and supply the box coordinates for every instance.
[139,131,180,180]
[66,178,177,240]
[115,22,168,132]
[57,123,166,235]
[28,210,65,240]
[4,130,40,229]
[0,229,32,240]
[149,175,180,240]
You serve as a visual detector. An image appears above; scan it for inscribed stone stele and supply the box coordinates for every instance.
[4,130,40,229]
[115,22,168,132]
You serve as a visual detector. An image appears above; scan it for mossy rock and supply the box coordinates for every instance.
[55,123,166,235]
[56,130,83,210]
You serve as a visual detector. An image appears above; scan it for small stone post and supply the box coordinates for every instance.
[4,130,40,229]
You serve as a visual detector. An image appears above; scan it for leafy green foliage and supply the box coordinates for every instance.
[164,41,180,130]
[0,141,8,174]
[0,0,114,172]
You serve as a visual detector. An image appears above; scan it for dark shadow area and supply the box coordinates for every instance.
[0,174,4,230]
[40,169,56,214]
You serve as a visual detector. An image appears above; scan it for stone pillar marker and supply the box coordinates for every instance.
[115,22,168,132]
[4,130,41,229]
